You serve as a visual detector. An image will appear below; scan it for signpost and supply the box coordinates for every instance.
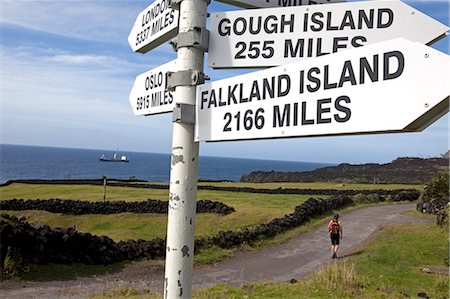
[128,0,179,53]
[208,0,450,68]
[129,60,177,116]
[197,38,450,142]
[216,0,345,9]
[127,0,449,298]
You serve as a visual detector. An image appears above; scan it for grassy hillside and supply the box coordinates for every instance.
[92,222,449,299]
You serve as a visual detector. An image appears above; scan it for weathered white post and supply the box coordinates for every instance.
[164,0,209,298]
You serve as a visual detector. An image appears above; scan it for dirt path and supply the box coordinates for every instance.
[0,204,431,299]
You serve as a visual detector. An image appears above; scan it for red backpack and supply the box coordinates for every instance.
[329,220,340,235]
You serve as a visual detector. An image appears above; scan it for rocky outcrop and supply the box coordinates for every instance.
[0,199,235,215]
[240,157,449,184]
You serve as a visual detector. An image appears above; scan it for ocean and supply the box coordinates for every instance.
[0,144,332,183]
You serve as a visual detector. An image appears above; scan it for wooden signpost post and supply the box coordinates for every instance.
[128,1,449,298]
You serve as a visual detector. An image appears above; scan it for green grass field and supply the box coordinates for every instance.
[0,183,314,241]
[1,182,429,279]
[91,222,449,299]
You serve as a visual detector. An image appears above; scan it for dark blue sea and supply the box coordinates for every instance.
[0,144,332,183]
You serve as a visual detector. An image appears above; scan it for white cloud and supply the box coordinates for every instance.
[0,0,143,44]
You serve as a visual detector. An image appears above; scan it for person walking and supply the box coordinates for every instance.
[328,214,343,259]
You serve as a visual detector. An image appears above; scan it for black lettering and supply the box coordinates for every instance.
[280,14,295,33]
[278,74,291,97]
[317,98,332,124]
[307,67,321,92]
[358,9,374,29]
[262,77,275,99]
[360,55,379,84]
[273,104,290,127]
[201,91,208,109]
[334,96,351,122]
[377,8,394,28]
[234,18,247,35]
[332,37,348,52]
[228,84,238,105]
[384,50,404,80]
[338,60,357,87]
[310,12,324,32]
[351,36,367,48]
[301,101,315,125]
[326,12,339,30]
[265,15,279,34]
[324,65,337,90]
[340,11,356,30]
[218,18,231,36]
[284,39,304,58]
[249,81,261,101]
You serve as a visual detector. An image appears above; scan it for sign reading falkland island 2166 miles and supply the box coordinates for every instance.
[196,38,450,142]
[208,0,449,68]
[129,60,177,116]
[128,0,179,54]
[216,0,345,9]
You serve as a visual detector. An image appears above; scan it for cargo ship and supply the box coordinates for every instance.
[99,149,129,162]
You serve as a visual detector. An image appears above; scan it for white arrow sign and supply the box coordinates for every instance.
[129,60,177,116]
[128,0,179,54]
[208,0,449,69]
[216,0,345,9]
[196,38,450,142]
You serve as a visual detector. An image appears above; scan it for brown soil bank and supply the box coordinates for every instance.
[241,156,449,184]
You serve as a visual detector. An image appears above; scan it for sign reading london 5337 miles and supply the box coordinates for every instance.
[129,60,177,116]
[128,0,179,54]
[196,38,450,142]
[208,0,449,68]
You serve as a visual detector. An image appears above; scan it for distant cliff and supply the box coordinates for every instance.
[240,157,449,184]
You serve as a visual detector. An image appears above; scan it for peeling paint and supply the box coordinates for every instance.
[173,195,181,201]
[189,218,193,225]
[178,270,181,275]
[173,146,183,150]
[192,157,195,162]
[172,154,185,166]
[178,280,181,287]
[181,245,190,257]
[179,287,183,297]
[167,246,171,252]
[175,180,180,184]
[164,277,168,299]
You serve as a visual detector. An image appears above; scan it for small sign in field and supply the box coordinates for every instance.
[196,38,450,142]
[208,0,449,69]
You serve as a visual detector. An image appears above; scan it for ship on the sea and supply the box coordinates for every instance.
[99,149,129,162]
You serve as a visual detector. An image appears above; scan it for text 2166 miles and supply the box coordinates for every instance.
[224,108,265,131]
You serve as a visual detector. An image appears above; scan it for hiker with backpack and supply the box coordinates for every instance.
[328,214,343,259]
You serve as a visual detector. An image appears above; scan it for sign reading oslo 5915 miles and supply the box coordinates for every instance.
[216,0,345,9]
[196,38,450,142]
[129,60,177,116]
[208,0,449,68]
[128,0,179,54]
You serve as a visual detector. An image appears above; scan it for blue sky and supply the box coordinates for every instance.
[1,0,449,164]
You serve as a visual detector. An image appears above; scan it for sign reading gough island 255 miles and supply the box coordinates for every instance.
[216,0,345,9]
[196,38,450,142]
[129,60,177,116]
[208,0,449,69]
[128,0,179,54]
